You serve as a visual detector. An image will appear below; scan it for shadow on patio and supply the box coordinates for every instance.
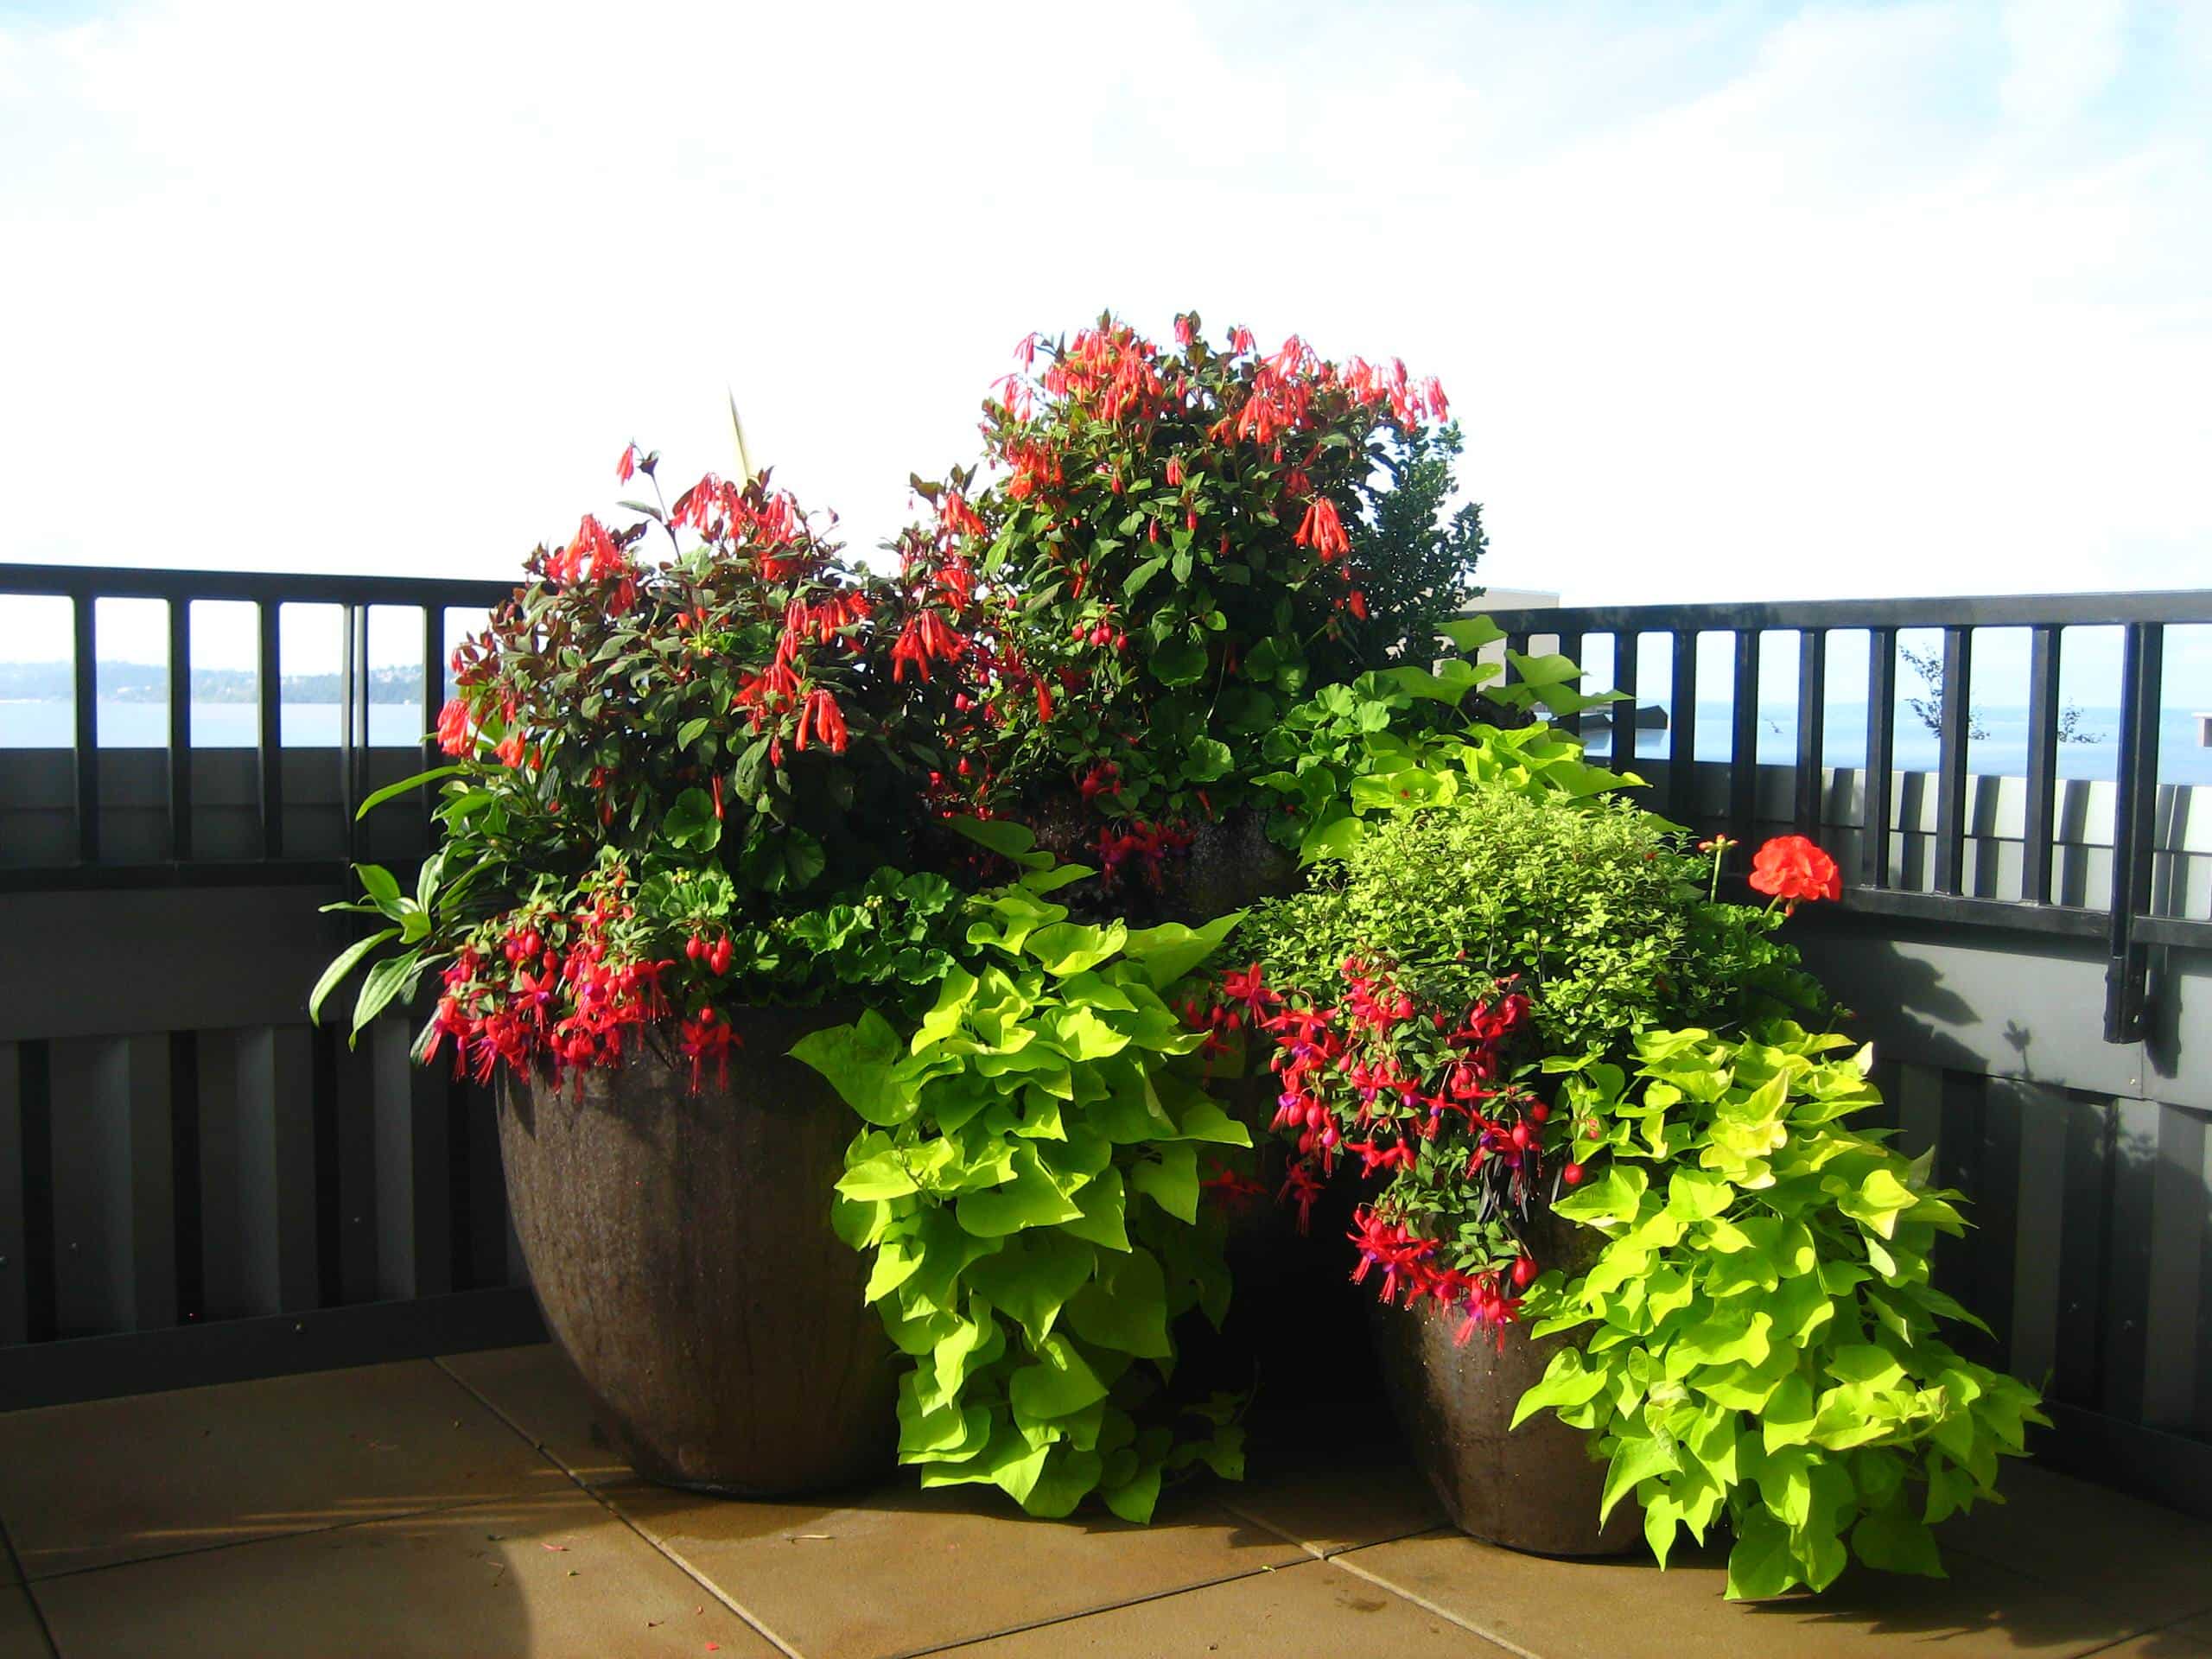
[2,1344,2209,1658]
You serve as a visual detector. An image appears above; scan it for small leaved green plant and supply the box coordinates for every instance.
[1253,619,1637,863]
[792,821,1252,1522]
[1516,1024,2047,1599]
[1241,788,1818,1064]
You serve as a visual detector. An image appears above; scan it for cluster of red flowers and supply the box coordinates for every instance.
[1189,956,1567,1348]
[424,865,696,1089]
[1095,819,1193,888]
[939,314,1454,835]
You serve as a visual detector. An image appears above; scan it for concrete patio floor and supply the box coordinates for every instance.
[0,1344,2207,1658]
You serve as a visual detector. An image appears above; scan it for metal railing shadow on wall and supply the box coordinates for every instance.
[2,564,2209,1521]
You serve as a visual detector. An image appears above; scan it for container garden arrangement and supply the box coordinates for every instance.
[313,461,982,1493]
[1211,694,2048,1590]
[308,307,2043,1595]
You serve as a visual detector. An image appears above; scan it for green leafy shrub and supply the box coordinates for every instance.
[1252,631,1639,862]
[1518,1025,2046,1598]
[1240,786,1817,1064]
[793,822,1251,1522]
[1338,422,1488,667]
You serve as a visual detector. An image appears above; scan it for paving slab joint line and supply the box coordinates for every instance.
[430,1355,804,1659]
[0,1513,60,1659]
[8,1494,535,1586]
[1214,1495,1440,1562]
[2072,1611,2212,1658]
[892,1557,1333,1659]
[1325,1542,1542,1659]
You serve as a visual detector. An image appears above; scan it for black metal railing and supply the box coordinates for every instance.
[1482,591,2212,1043]
[0,563,515,889]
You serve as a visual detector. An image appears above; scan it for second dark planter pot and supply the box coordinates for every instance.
[1371,1294,1642,1558]
[497,1004,896,1497]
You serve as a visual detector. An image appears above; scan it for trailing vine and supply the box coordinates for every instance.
[792,821,1252,1521]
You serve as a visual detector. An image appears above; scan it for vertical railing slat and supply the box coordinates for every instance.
[0,1042,25,1346]
[2023,624,2062,906]
[1728,630,1761,849]
[1668,630,1698,826]
[421,605,443,849]
[1611,630,1639,766]
[1552,629,1583,738]
[72,593,99,866]
[340,603,360,861]
[232,1026,321,1315]
[1935,626,1973,894]
[256,599,283,860]
[167,596,193,863]
[1863,626,1897,890]
[372,1018,454,1302]
[1794,629,1827,839]
[2103,623,2164,1042]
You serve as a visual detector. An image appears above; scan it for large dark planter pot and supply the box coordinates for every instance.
[1372,1293,1642,1557]
[497,1004,896,1496]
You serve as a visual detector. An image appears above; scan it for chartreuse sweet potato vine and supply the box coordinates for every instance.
[792,821,1252,1522]
[1515,1024,2046,1599]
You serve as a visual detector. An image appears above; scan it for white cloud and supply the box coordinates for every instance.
[2000,0,2129,124]
[0,0,2205,680]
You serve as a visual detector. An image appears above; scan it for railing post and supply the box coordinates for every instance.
[2023,625,2061,905]
[166,597,193,863]
[72,593,99,867]
[256,599,283,860]
[1863,626,1896,890]
[1934,626,1973,895]
[1668,630,1698,826]
[1794,629,1827,838]
[1729,630,1761,849]
[2102,622,2163,1042]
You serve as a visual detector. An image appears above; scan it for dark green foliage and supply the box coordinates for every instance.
[1345,421,1487,663]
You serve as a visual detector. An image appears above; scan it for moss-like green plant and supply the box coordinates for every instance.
[1240,786,1819,1063]
[1517,1024,2045,1598]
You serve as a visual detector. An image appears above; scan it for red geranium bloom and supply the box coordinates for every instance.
[1747,834,1842,906]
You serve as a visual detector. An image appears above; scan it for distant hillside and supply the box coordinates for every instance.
[0,661,430,704]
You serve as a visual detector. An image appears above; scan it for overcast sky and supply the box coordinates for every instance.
[2,0,2207,695]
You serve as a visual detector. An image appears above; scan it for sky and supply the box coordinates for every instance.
[1,0,2208,699]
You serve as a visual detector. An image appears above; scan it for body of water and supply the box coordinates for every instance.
[3,697,2209,785]
[1583,702,2212,785]
[0,701,431,749]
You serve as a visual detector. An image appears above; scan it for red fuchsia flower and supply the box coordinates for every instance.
[435,696,474,756]
[1220,962,1279,1023]
[1077,760,1122,803]
[547,514,627,587]
[1748,833,1842,907]
[1293,496,1351,563]
[1344,1137,1420,1178]
[1279,1160,1325,1234]
[616,443,639,484]
[796,688,849,753]
[678,1007,744,1093]
[493,728,529,771]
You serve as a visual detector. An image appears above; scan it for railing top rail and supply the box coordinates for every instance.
[0,561,517,608]
[1471,590,2212,632]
